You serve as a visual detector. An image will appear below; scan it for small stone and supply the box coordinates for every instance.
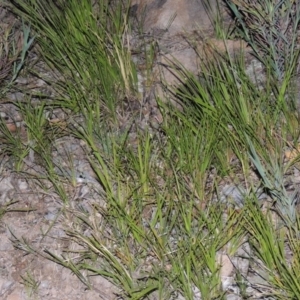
[18,179,28,191]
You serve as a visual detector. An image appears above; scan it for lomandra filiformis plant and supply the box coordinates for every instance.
[226,0,300,82]
[0,19,34,95]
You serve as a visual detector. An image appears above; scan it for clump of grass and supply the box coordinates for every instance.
[226,0,300,86]
[21,270,40,299]
[222,0,300,223]
[0,15,35,177]
[201,0,233,38]
[242,197,300,298]
[0,18,34,95]
[6,0,137,123]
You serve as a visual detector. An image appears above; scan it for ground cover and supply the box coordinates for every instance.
[0,0,300,299]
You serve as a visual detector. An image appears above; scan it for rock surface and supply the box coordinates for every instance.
[130,0,248,102]
[131,0,218,34]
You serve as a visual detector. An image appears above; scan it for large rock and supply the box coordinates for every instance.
[130,0,247,104]
[131,0,218,35]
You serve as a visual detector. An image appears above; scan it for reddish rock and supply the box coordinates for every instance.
[131,0,218,34]
[131,0,248,101]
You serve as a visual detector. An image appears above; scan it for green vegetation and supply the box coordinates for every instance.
[1,0,300,298]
